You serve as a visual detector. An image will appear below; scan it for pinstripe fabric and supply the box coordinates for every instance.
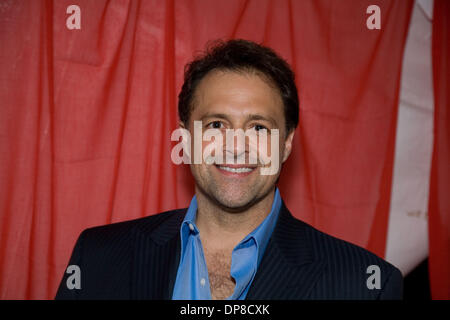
[55,204,402,300]
[246,204,403,299]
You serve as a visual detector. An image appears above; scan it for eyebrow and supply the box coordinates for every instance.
[200,113,278,127]
[245,114,277,126]
[200,113,229,121]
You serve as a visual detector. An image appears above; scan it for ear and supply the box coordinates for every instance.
[282,129,295,163]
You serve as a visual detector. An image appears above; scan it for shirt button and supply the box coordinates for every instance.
[200,278,206,286]
[189,223,194,231]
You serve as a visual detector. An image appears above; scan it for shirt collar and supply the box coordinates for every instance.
[179,188,282,264]
[240,187,282,265]
[179,196,200,257]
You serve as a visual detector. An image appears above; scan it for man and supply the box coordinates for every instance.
[56,39,403,300]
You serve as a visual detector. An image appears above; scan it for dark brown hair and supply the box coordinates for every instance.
[178,39,299,132]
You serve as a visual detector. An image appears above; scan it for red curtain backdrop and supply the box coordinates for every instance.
[429,0,450,300]
[0,0,427,299]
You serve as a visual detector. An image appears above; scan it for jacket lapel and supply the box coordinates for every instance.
[246,203,326,300]
[128,204,325,300]
[130,209,186,299]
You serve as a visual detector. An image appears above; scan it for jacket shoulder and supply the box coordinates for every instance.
[55,208,186,299]
[80,208,186,240]
[301,220,403,299]
[309,223,394,268]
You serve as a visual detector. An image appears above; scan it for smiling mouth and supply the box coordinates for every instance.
[214,164,257,176]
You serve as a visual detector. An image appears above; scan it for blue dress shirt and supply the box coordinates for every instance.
[172,188,282,300]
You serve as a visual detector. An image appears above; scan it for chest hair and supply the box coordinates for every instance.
[204,248,236,300]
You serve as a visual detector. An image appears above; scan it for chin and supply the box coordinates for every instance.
[210,190,257,211]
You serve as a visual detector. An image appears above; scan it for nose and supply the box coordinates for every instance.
[224,130,248,164]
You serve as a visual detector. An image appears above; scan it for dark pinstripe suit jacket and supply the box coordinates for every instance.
[55,202,403,300]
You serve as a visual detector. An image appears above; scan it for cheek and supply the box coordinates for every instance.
[189,163,207,183]
[255,133,283,161]
[202,138,221,163]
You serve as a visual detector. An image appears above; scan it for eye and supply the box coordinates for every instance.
[208,121,224,129]
[252,124,268,132]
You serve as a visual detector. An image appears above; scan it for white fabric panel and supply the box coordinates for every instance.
[385,0,434,275]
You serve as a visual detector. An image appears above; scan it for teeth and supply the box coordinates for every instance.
[218,166,254,173]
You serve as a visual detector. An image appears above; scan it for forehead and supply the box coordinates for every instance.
[191,69,284,122]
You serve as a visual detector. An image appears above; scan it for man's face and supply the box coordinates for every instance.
[183,70,294,211]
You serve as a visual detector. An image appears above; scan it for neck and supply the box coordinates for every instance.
[195,187,276,250]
